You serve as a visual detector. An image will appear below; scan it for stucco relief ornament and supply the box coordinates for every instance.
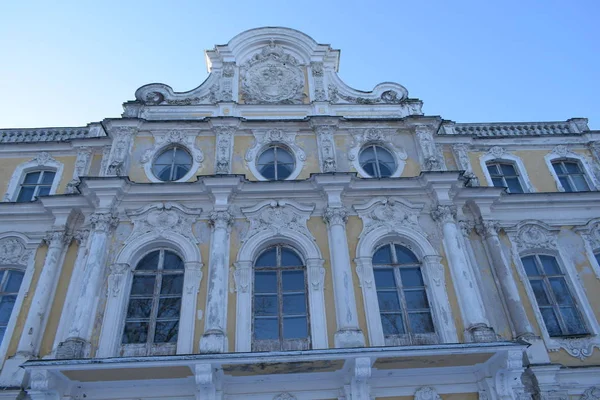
[581,387,600,400]
[126,202,202,243]
[552,145,569,157]
[515,223,557,251]
[348,128,406,162]
[34,152,53,166]
[553,337,600,360]
[240,40,305,104]
[489,146,506,158]
[273,393,297,400]
[0,237,28,265]
[241,200,314,242]
[353,197,421,237]
[414,387,442,400]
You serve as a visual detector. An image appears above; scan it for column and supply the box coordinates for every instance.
[477,220,534,338]
[200,210,233,353]
[323,207,365,348]
[17,228,70,356]
[432,205,495,342]
[57,211,117,359]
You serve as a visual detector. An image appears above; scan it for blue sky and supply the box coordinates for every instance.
[1,0,598,129]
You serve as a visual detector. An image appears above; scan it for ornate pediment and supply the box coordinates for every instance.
[241,199,314,241]
[125,202,202,243]
[0,237,30,265]
[514,220,558,252]
[353,197,422,237]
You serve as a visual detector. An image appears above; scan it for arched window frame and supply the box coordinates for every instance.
[140,130,204,183]
[97,233,203,358]
[235,200,326,352]
[479,148,534,193]
[347,128,407,178]
[3,152,64,202]
[245,129,306,182]
[544,146,599,192]
[0,233,38,369]
[509,221,600,357]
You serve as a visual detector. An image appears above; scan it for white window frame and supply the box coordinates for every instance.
[140,130,204,183]
[348,128,407,178]
[479,149,534,193]
[0,233,38,370]
[234,200,327,352]
[544,146,600,192]
[97,232,203,358]
[245,129,305,181]
[3,152,64,202]
[509,221,600,358]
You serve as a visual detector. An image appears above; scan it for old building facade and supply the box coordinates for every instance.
[0,27,599,400]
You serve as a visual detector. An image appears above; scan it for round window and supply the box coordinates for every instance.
[257,146,295,181]
[359,145,396,178]
[152,146,193,182]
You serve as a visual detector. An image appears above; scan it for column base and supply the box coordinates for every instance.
[466,324,497,343]
[334,329,365,348]
[0,354,29,387]
[56,337,89,359]
[200,331,228,353]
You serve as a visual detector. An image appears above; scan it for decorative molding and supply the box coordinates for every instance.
[479,147,535,192]
[273,393,297,400]
[544,145,600,191]
[245,128,305,181]
[214,126,236,174]
[322,206,348,227]
[89,211,119,233]
[552,337,600,361]
[233,261,252,294]
[208,210,234,230]
[414,386,441,400]
[452,144,479,186]
[240,41,305,104]
[0,124,105,143]
[43,229,70,248]
[106,126,136,176]
[0,237,30,265]
[310,62,327,102]
[448,119,588,137]
[242,199,314,241]
[514,221,558,252]
[581,387,600,400]
[415,125,445,171]
[141,130,204,182]
[3,152,65,202]
[348,128,407,177]
[99,145,112,177]
[353,197,422,238]
[125,202,202,243]
[66,147,93,194]
[431,205,457,225]
[307,258,326,291]
[312,124,337,172]
[328,84,407,105]
[575,218,600,280]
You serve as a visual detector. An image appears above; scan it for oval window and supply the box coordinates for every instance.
[257,146,295,181]
[152,146,193,182]
[359,145,396,178]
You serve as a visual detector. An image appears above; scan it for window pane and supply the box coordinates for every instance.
[399,268,424,287]
[378,163,393,178]
[276,148,294,164]
[394,245,418,264]
[500,164,517,175]
[254,295,278,316]
[571,175,590,192]
[521,256,538,276]
[173,165,189,180]
[549,278,573,305]
[282,271,304,292]
[404,289,429,310]
[154,320,179,343]
[37,186,51,197]
[595,253,600,266]
[126,298,153,319]
[409,312,435,333]
[137,251,160,270]
[505,178,524,193]
[281,249,303,267]
[0,271,4,284]
[276,164,293,180]
[41,171,56,184]
[381,313,405,335]
[362,162,376,177]
[255,271,277,293]
[157,297,181,319]
[259,164,276,180]
[0,327,5,344]
[131,276,156,295]
[23,172,41,184]
[552,163,564,174]
[155,148,175,164]
[173,148,192,164]
[122,322,149,344]
[255,248,277,267]
[540,308,562,336]
[254,317,278,339]
[283,316,307,339]
[160,274,183,295]
[375,146,394,163]
[539,256,560,275]
[156,166,174,181]
[529,279,550,305]
[559,176,573,192]
[283,293,306,314]
[377,291,401,311]
[487,164,500,176]
[564,162,581,173]
[373,245,392,264]
[373,269,395,288]
[359,146,375,162]
[257,148,275,164]
[163,251,184,270]
[491,177,505,188]
[16,186,35,202]
[560,307,587,335]
[0,296,17,324]
[4,271,24,293]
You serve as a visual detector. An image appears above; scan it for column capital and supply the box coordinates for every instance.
[89,211,119,233]
[458,220,475,237]
[209,210,233,230]
[476,220,501,238]
[43,229,70,248]
[431,204,456,224]
[323,206,348,226]
[73,229,90,245]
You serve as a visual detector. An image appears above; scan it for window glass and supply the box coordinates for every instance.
[520,254,588,337]
[257,146,295,181]
[16,170,56,202]
[552,160,590,192]
[486,162,524,193]
[372,244,435,340]
[359,145,396,178]
[152,146,192,182]
[0,270,25,345]
[252,245,309,351]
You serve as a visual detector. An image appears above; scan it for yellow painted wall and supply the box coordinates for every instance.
[55,156,76,194]
[232,136,254,179]
[0,155,75,198]
[227,223,240,352]
[6,245,47,359]
[39,241,79,356]
[194,224,211,353]
[401,158,421,178]
[550,348,600,366]
[513,150,555,192]
[443,148,458,171]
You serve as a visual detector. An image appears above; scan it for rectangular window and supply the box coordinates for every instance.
[0,270,25,344]
[552,161,590,192]
[16,171,56,202]
[521,255,588,337]
[486,162,524,193]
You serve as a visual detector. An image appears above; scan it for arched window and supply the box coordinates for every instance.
[16,170,56,202]
[551,160,590,192]
[0,268,25,344]
[257,145,295,181]
[359,145,396,178]
[486,162,524,193]
[372,243,436,345]
[121,249,184,356]
[152,146,193,182]
[252,245,310,351]
[521,254,588,337]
